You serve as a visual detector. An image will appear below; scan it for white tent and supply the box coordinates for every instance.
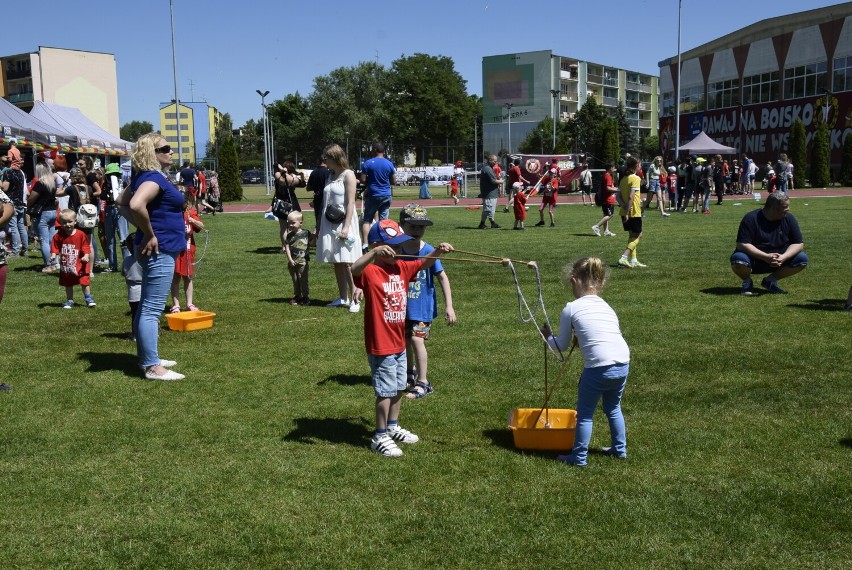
[0,96,76,147]
[678,131,737,154]
[29,101,133,152]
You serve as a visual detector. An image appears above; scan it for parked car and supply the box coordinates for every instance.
[241,169,263,184]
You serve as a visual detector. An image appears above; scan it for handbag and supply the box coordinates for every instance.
[272,198,292,219]
[324,202,346,224]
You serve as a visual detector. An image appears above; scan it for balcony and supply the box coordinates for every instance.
[561,92,578,101]
[638,84,653,94]
[625,99,639,109]
[638,120,652,129]
[5,68,31,80]
[587,73,603,84]
[8,92,33,103]
[637,102,649,111]
[560,70,578,80]
[602,96,619,107]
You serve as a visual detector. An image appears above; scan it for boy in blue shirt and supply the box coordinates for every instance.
[397,204,457,398]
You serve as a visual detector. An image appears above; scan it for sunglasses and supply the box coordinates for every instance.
[154,145,172,154]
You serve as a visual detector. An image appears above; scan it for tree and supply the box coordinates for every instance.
[599,118,621,167]
[218,135,243,202]
[519,117,562,154]
[842,133,852,187]
[266,93,311,165]
[386,54,475,165]
[640,134,660,159]
[614,103,638,156]
[809,122,831,188]
[120,120,154,141]
[788,119,807,189]
[565,98,608,160]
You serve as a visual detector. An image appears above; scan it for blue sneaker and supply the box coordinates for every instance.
[741,279,754,296]
[62,300,75,309]
[761,277,786,294]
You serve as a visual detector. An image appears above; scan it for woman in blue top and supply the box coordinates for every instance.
[118,133,186,381]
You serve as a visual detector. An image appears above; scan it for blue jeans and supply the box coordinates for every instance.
[104,206,129,271]
[571,363,629,466]
[36,209,58,266]
[8,205,28,255]
[134,250,178,369]
[363,194,391,225]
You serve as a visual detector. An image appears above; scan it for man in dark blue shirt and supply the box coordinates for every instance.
[730,191,807,295]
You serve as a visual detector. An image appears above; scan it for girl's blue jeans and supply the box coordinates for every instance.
[571,363,629,466]
[36,209,57,266]
[134,250,177,369]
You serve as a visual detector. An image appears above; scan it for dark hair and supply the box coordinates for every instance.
[513,158,521,166]
[625,156,639,170]
[372,142,385,154]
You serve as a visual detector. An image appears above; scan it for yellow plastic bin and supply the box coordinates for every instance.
[165,310,217,332]
[507,408,576,451]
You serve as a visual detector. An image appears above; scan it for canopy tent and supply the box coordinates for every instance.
[0,96,77,150]
[30,102,133,155]
[677,131,737,155]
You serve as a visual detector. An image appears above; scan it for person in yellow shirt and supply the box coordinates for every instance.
[618,157,646,268]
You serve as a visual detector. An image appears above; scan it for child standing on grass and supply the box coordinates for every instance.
[352,219,453,457]
[450,176,459,205]
[397,204,457,398]
[284,210,312,305]
[541,256,630,467]
[122,235,142,341]
[512,184,527,230]
[50,209,95,308]
[170,199,204,313]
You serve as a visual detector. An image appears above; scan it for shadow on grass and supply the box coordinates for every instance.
[78,351,139,377]
[13,264,44,273]
[482,428,564,460]
[282,416,372,447]
[318,374,371,387]
[100,332,135,341]
[249,246,282,255]
[259,297,292,304]
[37,302,67,309]
[840,438,852,449]
[787,298,847,312]
[701,286,756,296]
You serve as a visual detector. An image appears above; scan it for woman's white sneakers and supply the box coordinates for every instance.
[144,369,185,381]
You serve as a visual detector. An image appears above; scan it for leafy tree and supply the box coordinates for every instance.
[565,98,608,160]
[205,113,234,164]
[615,103,638,156]
[809,122,831,188]
[519,117,558,154]
[120,120,154,141]
[386,54,475,165]
[640,135,660,159]
[218,135,243,202]
[788,119,807,189]
[266,93,311,166]
[841,133,852,187]
[599,118,621,167]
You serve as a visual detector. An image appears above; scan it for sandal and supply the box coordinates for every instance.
[169,305,181,314]
[406,382,433,399]
[187,304,200,311]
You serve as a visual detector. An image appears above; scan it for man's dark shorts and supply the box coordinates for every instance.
[729,250,809,274]
[622,216,642,234]
[601,204,614,217]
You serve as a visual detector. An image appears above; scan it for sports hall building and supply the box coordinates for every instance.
[658,2,852,167]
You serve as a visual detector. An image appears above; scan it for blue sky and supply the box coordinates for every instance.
[3,0,843,130]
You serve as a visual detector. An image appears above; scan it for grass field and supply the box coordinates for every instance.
[1,196,850,568]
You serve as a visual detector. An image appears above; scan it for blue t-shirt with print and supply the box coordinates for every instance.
[406,242,444,323]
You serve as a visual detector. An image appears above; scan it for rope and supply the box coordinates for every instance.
[191,230,210,267]
[504,259,564,362]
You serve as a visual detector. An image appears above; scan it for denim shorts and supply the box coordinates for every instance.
[363,194,391,224]
[730,250,809,274]
[368,351,407,397]
[649,178,661,192]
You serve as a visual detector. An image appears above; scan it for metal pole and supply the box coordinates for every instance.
[505,103,514,154]
[256,90,270,195]
[169,0,181,167]
[675,0,682,160]
[550,90,559,152]
[268,109,275,182]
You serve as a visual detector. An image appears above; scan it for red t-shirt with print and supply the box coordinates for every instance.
[355,259,422,356]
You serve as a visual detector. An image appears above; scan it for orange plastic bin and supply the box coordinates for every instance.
[165,310,216,332]
[507,408,576,451]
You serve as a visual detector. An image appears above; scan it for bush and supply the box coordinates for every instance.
[809,123,831,188]
[788,119,807,188]
[218,135,244,202]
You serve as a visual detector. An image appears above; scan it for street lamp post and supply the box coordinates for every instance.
[345,131,350,165]
[256,90,270,195]
[675,0,682,160]
[505,103,514,154]
[169,0,181,166]
[550,89,559,152]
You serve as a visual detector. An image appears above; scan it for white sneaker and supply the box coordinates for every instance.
[604,230,616,237]
[144,369,185,381]
[630,259,647,268]
[159,359,177,368]
[591,225,601,237]
[661,212,671,217]
[326,298,349,308]
[388,425,420,444]
[348,302,360,313]
[370,434,403,457]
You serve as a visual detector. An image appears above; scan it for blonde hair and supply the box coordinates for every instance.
[131,132,167,173]
[59,209,77,222]
[322,143,348,170]
[286,210,303,223]
[562,256,609,294]
[35,163,56,191]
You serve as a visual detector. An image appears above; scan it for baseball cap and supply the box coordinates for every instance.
[368,219,412,245]
[399,203,433,226]
[104,163,121,175]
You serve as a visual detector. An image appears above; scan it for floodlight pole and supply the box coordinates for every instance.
[505,103,514,154]
[169,0,182,167]
[550,89,559,152]
[675,0,682,160]
[257,90,270,195]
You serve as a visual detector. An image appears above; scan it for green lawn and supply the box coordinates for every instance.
[240,182,452,205]
[2,197,850,568]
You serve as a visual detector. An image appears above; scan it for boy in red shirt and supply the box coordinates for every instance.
[512,184,528,230]
[534,158,560,227]
[50,209,95,308]
[352,219,453,457]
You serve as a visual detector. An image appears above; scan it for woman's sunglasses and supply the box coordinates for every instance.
[154,145,172,154]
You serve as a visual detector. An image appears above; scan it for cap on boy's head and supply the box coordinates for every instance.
[8,137,17,144]
[368,219,412,245]
[399,203,433,226]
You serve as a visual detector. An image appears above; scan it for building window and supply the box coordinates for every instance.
[165,124,177,131]
[742,71,779,105]
[833,56,852,92]
[679,85,704,112]
[165,136,178,143]
[165,113,176,119]
[661,91,675,117]
[180,113,189,119]
[783,62,827,99]
[181,136,189,142]
[707,78,740,110]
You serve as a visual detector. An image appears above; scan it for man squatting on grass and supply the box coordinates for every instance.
[730,191,808,296]
[351,219,454,457]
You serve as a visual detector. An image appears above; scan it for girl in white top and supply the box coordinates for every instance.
[541,256,630,466]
